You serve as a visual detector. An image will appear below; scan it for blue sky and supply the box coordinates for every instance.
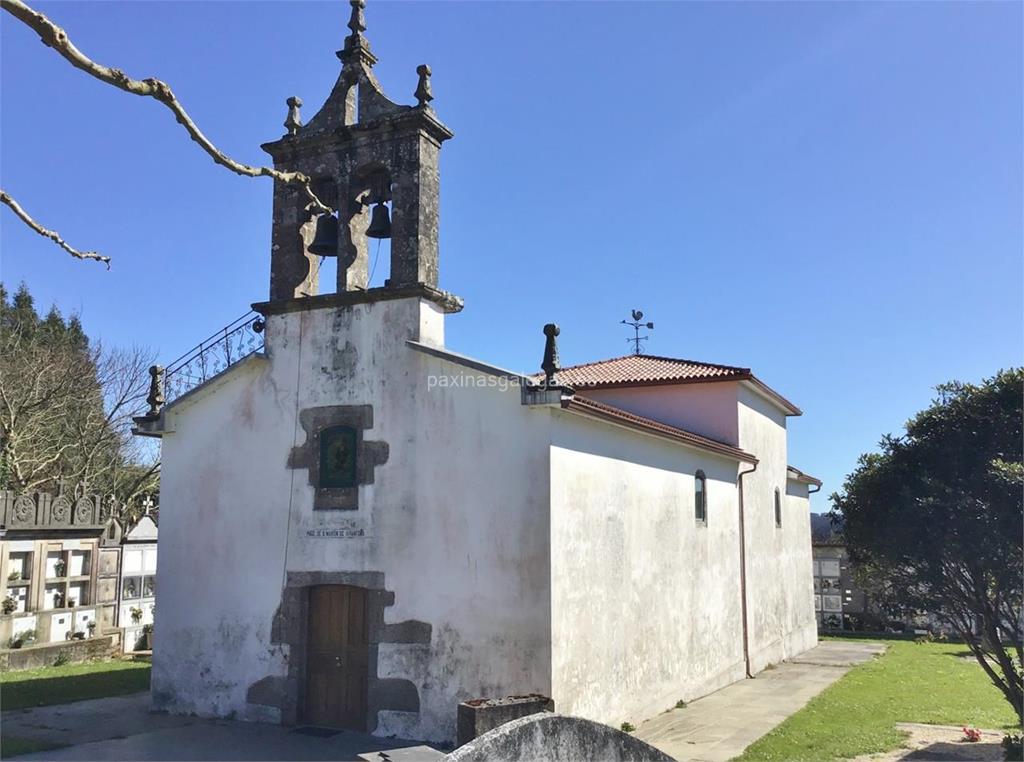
[2,1,1021,510]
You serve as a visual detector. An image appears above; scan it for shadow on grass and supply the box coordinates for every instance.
[2,665,151,711]
[904,741,1004,761]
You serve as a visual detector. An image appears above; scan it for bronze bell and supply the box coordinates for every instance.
[366,202,392,239]
[308,214,339,257]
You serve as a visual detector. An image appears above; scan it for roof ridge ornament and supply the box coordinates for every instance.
[414,64,433,107]
[541,323,561,387]
[284,96,302,136]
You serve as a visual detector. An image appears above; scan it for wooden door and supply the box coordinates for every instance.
[304,585,369,730]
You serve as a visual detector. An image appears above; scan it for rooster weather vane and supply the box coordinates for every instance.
[621,309,654,355]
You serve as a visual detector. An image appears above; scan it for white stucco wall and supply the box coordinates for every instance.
[153,297,552,743]
[736,385,817,672]
[153,297,817,742]
[548,412,746,727]
[583,382,740,446]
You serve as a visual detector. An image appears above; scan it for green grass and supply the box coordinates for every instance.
[1,658,151,710]
[0,736,66,759]
[736,638,1020,762]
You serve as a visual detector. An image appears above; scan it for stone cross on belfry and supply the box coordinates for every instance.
[141,495,155,516]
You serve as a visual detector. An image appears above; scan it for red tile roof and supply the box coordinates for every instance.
[561,395,758,464]
[534,354,802,415]
[548,354,751,388]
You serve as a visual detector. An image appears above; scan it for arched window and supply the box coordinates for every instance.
[774,488,782,528]
[694,470,707,525]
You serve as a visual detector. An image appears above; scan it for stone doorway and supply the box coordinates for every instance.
[254,571,431,733]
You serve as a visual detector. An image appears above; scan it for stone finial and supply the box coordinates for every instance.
[415,64,433,107]
[284,96,303,136]
[348,0,367,35]
[541,323,560,386]
[339,0,375,65]
[145,365,165,418]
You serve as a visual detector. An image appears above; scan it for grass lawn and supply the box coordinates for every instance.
[737,636,1020,762]
[1,658,151,711]
[0,736,66,759]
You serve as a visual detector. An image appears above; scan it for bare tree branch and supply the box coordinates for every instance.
[1,190,110,267]
[1,0,331,219]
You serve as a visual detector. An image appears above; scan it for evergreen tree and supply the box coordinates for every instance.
[0,282,159,508]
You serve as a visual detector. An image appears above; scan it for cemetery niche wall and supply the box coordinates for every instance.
[0,486,159,657]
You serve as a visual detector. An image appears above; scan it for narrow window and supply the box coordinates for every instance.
[319,425,358,489]
[694,470,707,525]
[774,488,782,528]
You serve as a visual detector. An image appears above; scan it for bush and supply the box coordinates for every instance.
[6,628,37,649]
[53,649,71,667]
[620,722,635,733]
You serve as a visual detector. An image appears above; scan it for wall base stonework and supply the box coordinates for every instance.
[0,633,120,671]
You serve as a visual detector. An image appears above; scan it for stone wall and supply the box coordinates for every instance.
[446,713,673,762]
[0,633,120,671]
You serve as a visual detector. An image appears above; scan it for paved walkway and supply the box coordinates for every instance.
[636,640,887,762]
[5,642,884,761]
[3,693,442,761]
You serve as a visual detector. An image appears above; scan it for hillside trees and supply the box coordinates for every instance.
[0,283,158,507]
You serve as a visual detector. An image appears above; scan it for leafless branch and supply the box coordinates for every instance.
[1,0,331,220]
[0,190,110,267]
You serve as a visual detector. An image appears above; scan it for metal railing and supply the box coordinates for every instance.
[163,311,265,404]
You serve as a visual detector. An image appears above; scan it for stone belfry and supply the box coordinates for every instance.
[261,0,455,303]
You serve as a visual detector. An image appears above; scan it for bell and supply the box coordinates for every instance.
[366,202,392,239]
[308,214,339,257]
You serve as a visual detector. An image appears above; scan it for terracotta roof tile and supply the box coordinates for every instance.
[539,354,751,388]
[531,353,802,416]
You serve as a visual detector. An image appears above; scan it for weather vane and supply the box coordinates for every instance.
[621,309,654,355]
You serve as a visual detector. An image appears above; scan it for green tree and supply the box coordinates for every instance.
[0,282,159,507]
[831,369,1023,722]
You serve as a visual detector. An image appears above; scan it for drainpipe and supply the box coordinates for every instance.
[808,484,821,495]
[737,461,758,678]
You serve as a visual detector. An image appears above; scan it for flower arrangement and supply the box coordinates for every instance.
[130,606,143,624]
[1,596,16,615]
[962,727,982,743]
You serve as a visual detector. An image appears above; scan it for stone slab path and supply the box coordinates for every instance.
[635,640,887,762]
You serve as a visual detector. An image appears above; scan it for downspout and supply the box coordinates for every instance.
[737,461,758,678]
[808,484,821,495]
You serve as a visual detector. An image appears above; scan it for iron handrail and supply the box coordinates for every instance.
[163,311,265,404]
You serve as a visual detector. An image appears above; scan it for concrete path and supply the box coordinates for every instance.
[636,641,886,762]
[2,692,202,748]
[3,692,443,761]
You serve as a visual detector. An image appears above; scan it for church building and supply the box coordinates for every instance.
[136,1,819,744]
